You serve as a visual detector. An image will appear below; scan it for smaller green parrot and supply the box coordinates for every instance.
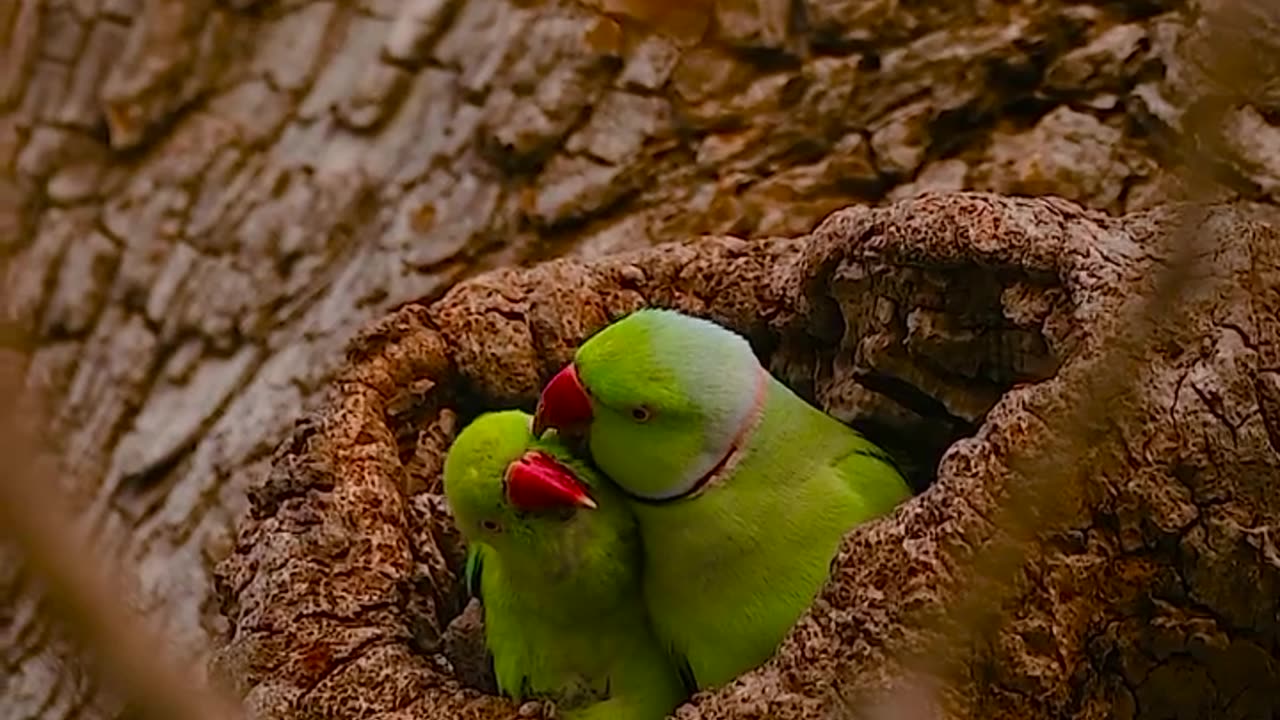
[443,409,689,720]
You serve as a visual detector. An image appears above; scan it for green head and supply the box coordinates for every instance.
[532,309,765,502]
[444,410,608,575]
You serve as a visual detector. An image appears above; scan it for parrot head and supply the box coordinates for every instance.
[533,309,766,502]
[444,410,598,554]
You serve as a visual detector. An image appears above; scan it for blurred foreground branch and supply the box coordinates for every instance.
[0,343,242,720]
[864,1,1271,716]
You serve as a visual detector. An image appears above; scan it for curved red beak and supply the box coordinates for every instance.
[506,450,597,511]
[532,364,593,439]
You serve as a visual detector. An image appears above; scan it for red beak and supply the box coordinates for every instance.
[532,364,594,438]
[506,450,597,511]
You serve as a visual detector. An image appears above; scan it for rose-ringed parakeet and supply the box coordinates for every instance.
[443,409,689,720]
[532,309,913,690]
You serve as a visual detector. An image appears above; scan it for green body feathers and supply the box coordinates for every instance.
[631,376,909,688]
[443,410,687,720]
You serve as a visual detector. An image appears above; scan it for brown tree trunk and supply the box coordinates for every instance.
[2,0,1279,717]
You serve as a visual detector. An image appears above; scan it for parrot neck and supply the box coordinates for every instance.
[487,534,641,620]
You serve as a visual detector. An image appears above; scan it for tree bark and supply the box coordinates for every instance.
[2,0,1279,717]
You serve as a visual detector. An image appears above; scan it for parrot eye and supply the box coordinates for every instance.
[631,406,652,422]
[481,519,502,533]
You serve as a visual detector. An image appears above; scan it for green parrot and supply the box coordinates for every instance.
[532,308,913,690]
[443,409,689,720]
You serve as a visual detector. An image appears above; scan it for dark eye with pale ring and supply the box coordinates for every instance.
[481,519,501,532]
[631,406,652,422]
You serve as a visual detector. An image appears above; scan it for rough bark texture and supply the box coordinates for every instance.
[211,193,1280,719]
[3,0,1280,717]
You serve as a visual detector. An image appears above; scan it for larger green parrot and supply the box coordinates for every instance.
[443,409,688,720]
[532,309,913,690]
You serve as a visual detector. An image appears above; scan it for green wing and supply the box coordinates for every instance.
[831,436,912,518]
[675,652,699,694]
[464,545,485,602]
